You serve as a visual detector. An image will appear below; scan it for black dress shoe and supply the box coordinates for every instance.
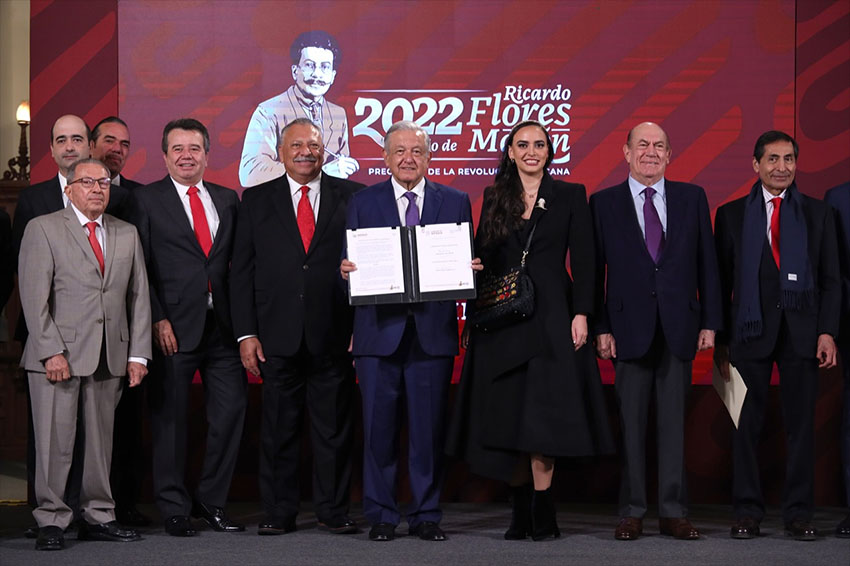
[77,520,141,542]
[730,517,760,539]
[258,516,296,535]
[369,522,395,541]
[25,525,39,539]
[785,520,817,541]
[191,500,245,532]
[409,521,447,541]
[35,525,65,551]
[165,515,197,537]
[836,513,850,538]
[318,515,358,534]
[116,506,152,527]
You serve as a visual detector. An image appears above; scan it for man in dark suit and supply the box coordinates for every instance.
[341,121,480,542]
[90,114,148,527]
[590,122,722,541]
[133,118,246,537]
[825,182,850,538]
[90,116,143,188]
[231,117,362,535]
[12,115,135,533]
[714,131,839,541]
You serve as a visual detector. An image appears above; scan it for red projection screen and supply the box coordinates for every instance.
[106,0,838,383]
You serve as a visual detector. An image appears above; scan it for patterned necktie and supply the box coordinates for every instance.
[296,186,315,252]
[187,186,212,257]
[404,191,419,226]
[85,221,104,274]
[643,187,664,263]
[770,196,782,268]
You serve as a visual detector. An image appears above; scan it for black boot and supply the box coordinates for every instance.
[504,484,532,540]
[531,488,560,541]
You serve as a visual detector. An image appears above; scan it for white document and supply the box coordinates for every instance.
[712,362,748,429]
[347,227,405,297]
[415,222,475,293]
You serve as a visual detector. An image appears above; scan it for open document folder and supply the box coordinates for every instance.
[712,362,748,429]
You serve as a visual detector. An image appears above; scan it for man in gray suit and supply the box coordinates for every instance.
[19,158,152,551]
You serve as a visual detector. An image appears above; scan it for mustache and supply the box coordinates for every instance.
[304,79,329,86]
[293,156,318,163]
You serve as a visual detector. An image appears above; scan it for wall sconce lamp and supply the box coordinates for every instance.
[3,101,30,182]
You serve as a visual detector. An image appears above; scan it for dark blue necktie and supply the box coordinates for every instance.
[643,187,664,263]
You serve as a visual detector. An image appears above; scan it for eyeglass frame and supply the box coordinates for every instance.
[67,177,112,190]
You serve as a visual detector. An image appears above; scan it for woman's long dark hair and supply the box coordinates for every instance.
[478,120,555,249]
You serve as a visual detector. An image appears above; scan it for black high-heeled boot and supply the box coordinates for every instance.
[504,484,532,540]
[531,488,560,541]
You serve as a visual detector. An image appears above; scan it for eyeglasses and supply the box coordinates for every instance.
[68,177,111,189]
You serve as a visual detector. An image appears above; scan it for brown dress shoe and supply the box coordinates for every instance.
[659,517,700,540]
[730,517,760,539]
[615,517,642,540]
[784,520,817,541]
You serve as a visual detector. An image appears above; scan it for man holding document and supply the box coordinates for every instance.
[340,121,480,542]
[714,130,840,541]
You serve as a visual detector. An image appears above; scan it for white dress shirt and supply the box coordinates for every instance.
[170,178,219,308]
[58,173,70,208]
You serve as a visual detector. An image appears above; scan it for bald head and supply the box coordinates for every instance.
[50,115,91,177]
[623,122,671,186]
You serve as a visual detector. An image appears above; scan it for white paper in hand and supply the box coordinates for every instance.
[712,362,748,429]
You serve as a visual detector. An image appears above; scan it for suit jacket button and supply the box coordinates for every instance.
[299,294,304,300]
[655,267,660,272]
[303,264,309,271]
[776,302,781,309]
[96,318,104,324]
[651,291,657,297]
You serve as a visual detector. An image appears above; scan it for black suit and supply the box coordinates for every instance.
[11,174,135,512]
[133,175,246,518]
[715,189,840,525]
[109,174,146,516]
[230,173,362,523]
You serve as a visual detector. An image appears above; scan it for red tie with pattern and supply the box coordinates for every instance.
[187,186,213,256]
[297,186,315,252]
[770,197,781,268]
[85,221,104,274]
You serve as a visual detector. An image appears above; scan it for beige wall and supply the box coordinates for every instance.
[0,0,30,178]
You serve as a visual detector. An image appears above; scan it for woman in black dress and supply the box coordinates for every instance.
[447,120,613,540]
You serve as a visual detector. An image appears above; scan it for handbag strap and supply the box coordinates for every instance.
[520,220,538,268]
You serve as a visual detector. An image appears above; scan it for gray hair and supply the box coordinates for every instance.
[67,157,110,181]
[280,117,323,141]
[383,120,431,155]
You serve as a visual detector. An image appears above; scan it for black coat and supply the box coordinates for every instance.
[229,174,363,356]
[447,175,613,480]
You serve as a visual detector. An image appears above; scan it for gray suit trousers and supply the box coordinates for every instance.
[29,364,123,529]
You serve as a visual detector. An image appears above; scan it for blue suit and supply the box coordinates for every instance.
[347,178,471,528]
[825,183,850,513]
[590,178,721,519]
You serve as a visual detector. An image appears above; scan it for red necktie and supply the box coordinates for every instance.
[296,186,315,252]
[770,197,781,268]
[187,186,213,257]
[85,221,104,275]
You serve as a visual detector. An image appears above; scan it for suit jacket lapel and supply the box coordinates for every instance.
[614,181,648,258]
[157,177,199,252]
[662,181,681,264]
[272,176,306,257]
[102,215,117,282]
[378,181,401,227]
[311,176,340,255]
[62,207,102,278]
[420,180,443,225]
[207,183,229,258]
[45,176,65,211]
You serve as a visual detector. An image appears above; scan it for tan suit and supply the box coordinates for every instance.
[19,205,151,529]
